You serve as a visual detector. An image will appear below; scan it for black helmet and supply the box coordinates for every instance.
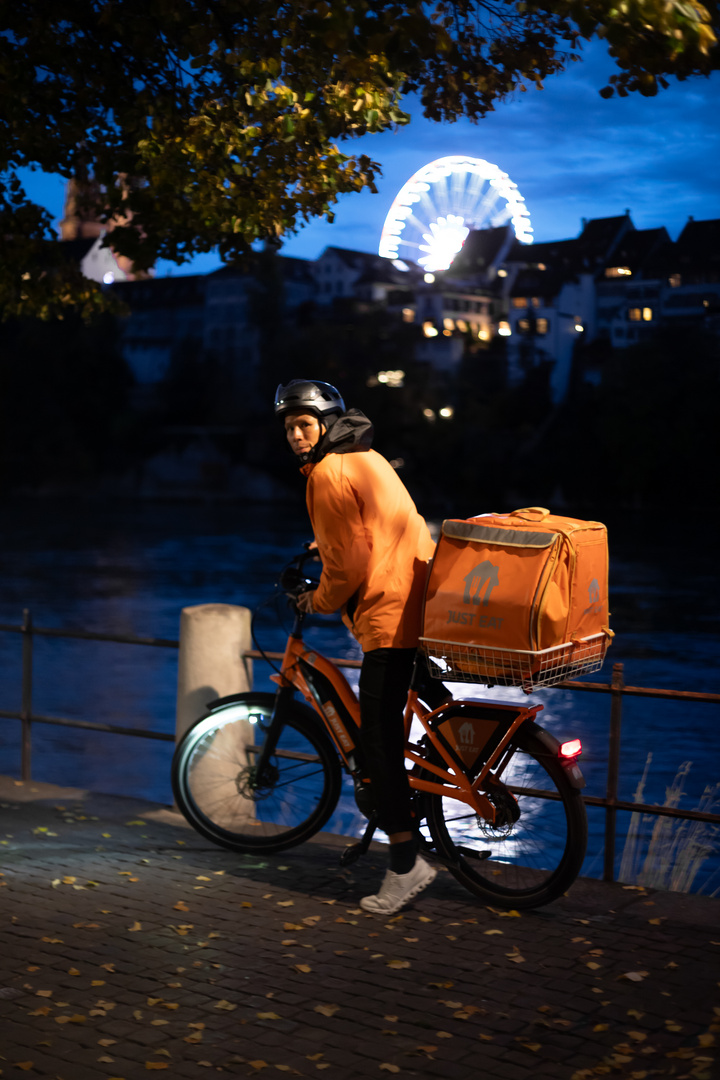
[274,379,346,421]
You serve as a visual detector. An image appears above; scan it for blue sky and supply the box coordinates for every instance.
[20,41,720,275]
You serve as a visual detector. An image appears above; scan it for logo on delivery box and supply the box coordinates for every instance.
[445,559,503,629]
[463,560,500,606]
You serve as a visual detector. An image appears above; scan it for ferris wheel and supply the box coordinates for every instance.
[378,155,533,272]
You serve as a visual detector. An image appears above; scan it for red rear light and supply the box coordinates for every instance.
[560,738,582,759]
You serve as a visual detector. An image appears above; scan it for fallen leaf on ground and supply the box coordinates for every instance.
[387,960,410,969]
[314,1004,340,1017]
[619,971,648,982]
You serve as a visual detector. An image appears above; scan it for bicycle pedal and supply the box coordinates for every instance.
[339,842,365,867]
[458,847,492,861]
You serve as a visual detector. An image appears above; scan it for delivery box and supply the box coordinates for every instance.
[420,507,612,690]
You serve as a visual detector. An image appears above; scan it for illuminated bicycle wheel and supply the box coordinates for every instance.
[379,155,533,272]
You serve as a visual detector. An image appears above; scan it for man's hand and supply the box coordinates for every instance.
[296,591,315,614]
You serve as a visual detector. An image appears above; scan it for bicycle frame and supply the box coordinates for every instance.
[266,606,545,827]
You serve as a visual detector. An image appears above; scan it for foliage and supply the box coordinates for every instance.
[1,0,718,318]
[549,328,720,509]
[0,315,135,488]
[620,755,720,894]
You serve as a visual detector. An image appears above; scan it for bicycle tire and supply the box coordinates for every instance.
[171,692,342,854]
[425,722,588,909]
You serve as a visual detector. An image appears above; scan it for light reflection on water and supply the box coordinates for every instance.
[0,499,718,893]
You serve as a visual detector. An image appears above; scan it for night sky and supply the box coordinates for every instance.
[19,40,720,275]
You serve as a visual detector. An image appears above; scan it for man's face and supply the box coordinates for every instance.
[284,411,324,456]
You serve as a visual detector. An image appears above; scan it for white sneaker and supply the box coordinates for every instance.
[360,855,437,915]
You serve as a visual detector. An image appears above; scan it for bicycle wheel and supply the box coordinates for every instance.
[424,723,587,908]
[171,692,342,854]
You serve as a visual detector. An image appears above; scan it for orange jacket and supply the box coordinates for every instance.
[303,448,435,652]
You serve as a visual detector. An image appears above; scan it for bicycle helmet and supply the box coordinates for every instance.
[274,379,345,421]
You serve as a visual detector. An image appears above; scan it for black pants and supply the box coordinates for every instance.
[357,647,417,837]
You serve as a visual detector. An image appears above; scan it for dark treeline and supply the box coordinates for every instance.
[1,310,717,522]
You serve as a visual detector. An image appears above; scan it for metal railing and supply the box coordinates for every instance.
[1,611,718,885]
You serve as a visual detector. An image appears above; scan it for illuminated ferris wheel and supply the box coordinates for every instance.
[378,155,533,272]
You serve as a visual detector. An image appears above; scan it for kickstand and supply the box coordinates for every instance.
[339,813,378,866]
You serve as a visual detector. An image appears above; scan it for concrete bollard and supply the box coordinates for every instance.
[175,603,253,744]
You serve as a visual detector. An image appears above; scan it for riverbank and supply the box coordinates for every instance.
[2,776,719,1080]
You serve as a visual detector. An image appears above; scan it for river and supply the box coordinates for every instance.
[1,498,718,893]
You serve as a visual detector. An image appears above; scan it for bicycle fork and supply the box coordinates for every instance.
[250,685,294,787]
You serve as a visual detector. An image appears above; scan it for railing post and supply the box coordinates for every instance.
[603,661,625,882]
[21,608,33,781]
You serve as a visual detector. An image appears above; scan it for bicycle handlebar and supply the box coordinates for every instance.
[278,548,321,602]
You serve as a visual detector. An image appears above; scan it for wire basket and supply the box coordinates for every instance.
[419,633,609,691]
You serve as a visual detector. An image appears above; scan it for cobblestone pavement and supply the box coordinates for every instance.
[1,776,718,1080]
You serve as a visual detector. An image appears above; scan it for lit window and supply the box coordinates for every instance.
[628,308,642,321]
[498,321,511,337]
[424,273,435,284]
[456,319,468,333]
[642,307,653,321]
[497,269,507,278]
[669,274,681,288]
[531,297,540,308]
[443,318,455,331]
[478,328,490,341]
[606,267,632,278]
[518,318,531,333]
[422,321,439,338]
[536,318,548,335]
[402,307,414,323]
[422,408,436,420]
[439,407,454,419]
[512,297,527,308]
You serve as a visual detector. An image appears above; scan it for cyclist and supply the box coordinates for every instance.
[274,379,438,914]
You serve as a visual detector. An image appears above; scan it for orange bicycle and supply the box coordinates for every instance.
[171,550,588,909]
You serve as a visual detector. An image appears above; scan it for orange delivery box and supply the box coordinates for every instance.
[420,507,613,690]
